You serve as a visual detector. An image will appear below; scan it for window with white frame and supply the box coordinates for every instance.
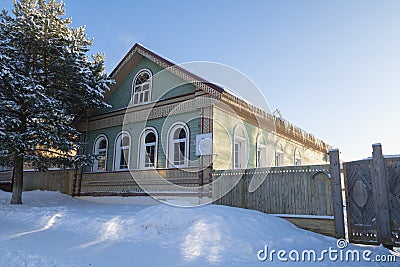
[233,125,247,169]
[93,135,108,172]
[256,134,267,168]
[114,132,131,170]
[168,123,189,167]
[139,128,158,169]
[132,69,152,105]
[294,148,302,166]
[275,143,284,167]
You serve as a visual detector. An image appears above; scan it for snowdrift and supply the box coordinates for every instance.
[0,190,397,266]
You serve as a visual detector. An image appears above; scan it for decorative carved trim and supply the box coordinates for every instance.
[80,96,216,132]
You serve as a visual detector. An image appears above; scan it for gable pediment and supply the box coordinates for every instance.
[98,44,223,115]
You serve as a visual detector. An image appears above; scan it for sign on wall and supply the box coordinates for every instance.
[195,133,213,156]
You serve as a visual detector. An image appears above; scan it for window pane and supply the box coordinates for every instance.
[121,135,129,146]
[234,142,240,168]
[120,148,129,169]
[145,145,155,167]
[145,132,156,143]
[174,143,179,162]
[179,129,186,139]
[179,141,186,157]
[173,128,181,139]
[133,71,152,106]
[98,151,106,171]
[174,142,185,165]
[275,152,283,167]
[137,72,150,84]
[98,139,107,150]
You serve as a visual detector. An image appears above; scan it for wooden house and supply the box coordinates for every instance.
[73,43,331,196]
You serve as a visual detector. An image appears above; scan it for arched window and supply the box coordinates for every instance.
[139,128,158,169]
[233,125,247,169]
[168,123,189,168]
[132,69,152,105]
[294,148,302,166]
[93,135,108,172]
[256,133,267,168]
[275,142,284,167]
[114,131,131,170]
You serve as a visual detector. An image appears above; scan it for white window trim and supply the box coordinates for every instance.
[131,69,153,106]
[294,148,302,166]
[275,143,284,167]
[113,131,131,171]
[167,122,190,168]
[233,125,247,169]
[138,127,158,169]
[256,133,267,168]
[92,134,108,172]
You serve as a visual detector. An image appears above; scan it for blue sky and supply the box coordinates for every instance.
[2,0,400,161]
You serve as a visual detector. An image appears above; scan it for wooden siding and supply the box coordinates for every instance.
[83,111,201,172]
[99,57,195,114]
[212,106,329,170]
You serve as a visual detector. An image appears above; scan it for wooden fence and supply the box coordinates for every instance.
[1,143,398,247]
[212,164,340,237]
[0,169,13,192]
[0,169,75,195]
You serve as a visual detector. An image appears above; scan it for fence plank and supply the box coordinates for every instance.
[329,149,345,239]
[372,144,393,247]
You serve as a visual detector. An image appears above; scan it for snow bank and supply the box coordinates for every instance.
[0,190,398,266]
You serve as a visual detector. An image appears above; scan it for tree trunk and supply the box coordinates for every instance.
[11,154,24,204]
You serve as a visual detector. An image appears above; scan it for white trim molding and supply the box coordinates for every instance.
[167,122,190,168]
[113,131,132,171]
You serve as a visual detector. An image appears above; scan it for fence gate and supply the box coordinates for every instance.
[344,159,379,244]
[343,144,400,247]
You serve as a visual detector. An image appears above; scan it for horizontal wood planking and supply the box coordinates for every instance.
[282,217,335,237]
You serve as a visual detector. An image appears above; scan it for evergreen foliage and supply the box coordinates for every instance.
[0,0,112,203]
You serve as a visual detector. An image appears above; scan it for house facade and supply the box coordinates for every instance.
[75,44,331,179]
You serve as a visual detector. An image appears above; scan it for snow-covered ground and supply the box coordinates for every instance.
[0,190,398,267]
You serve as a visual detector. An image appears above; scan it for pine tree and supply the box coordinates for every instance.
[0,0,112,204]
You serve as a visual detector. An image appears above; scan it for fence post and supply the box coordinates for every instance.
[329,149,345,239]
[371,143,393,247]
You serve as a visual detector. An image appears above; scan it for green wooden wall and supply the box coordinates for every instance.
[83,111,201,172]
[100,57,195,114]
[212,107,329,170]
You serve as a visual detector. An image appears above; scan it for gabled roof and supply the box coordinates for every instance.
[108,43,224,100]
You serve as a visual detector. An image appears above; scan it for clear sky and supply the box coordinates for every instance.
[2,0,400,161]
